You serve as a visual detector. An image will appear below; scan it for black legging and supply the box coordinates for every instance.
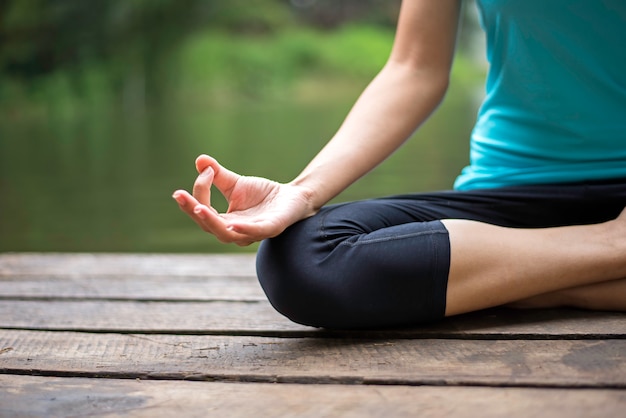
[256,177,626,329]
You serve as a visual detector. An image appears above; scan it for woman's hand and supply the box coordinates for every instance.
[172,155,315,246]
[173,2,460,246]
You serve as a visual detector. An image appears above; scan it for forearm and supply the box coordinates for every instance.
[289,0,461,215]
[176,1,461,244]
[291,62,450,212]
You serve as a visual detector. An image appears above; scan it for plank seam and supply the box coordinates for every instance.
[1,369,624,389]
[0,274,257,279]
[1,327,624,340]
[0,296,266,303]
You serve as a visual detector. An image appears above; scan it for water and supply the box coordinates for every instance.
[0,82,479,253]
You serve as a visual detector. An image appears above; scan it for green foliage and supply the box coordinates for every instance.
[0,0,293,105]
[0,0,292,74]
[176,25,395,101]
[312,25,393,76]
[0,0,484,115]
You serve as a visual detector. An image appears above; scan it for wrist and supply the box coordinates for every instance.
[288,179,322,218]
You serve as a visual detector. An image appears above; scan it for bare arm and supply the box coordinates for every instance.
[293,0,461,213]
[173,0,461,244]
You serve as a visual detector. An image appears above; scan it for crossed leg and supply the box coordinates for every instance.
[442,208,626,316]
[256,186,626,329]
[503,278,626,311]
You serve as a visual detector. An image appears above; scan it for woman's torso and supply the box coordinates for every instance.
[454,0,626,190]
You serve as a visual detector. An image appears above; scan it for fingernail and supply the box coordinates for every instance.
[194,206,205,219]
[200,167,213,177]
[172,193,184,204]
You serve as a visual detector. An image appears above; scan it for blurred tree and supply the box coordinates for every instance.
[289,0,401,28]
[0,0,291,100]
[0,0,481,103]
[291,0,480,39]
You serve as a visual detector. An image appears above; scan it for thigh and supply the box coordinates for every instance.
[255,178,626,329]
[261,177,626,273]
[257,204,451,328]
[379,177,626,228]
[256,196,463,329]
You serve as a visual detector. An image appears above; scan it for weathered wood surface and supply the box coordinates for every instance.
[0,275,267,301]
[1,252,625,417]
[1,330,625,387]
[0,253,257,277]
[2,253,624,338]
[1,300,625,338]
[2,375,625,418]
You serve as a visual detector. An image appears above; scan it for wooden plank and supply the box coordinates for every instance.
[1,330,624,387]
[0,300,297,333]
[1,300,625,338]
[0,275,266,301]
[1,375,624,418]
[0,253,257,277]
[2,276,624,338]
[4,271,626,338]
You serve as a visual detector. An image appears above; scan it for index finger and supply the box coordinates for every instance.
[192,166,214,206]
[173,190,242,241]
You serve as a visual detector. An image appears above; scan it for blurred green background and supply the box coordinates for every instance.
[0,0,486,253]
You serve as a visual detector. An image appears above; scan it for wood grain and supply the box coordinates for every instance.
[0,253,257,277]
[2,252,625,417]
[0,275,266,301]
[1,299,624,338]
[1,330,624,387]
[2,375,624,418]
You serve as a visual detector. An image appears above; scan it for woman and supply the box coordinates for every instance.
[173,0,626,329]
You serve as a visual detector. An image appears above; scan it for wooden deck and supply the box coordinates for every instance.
[0,253,625,417]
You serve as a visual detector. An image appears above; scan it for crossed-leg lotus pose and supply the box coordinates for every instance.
[173,0,626,329]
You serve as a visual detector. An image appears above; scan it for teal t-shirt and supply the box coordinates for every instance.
[454,0,626,190]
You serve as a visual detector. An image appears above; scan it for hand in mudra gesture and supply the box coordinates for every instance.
[173,155,314,246]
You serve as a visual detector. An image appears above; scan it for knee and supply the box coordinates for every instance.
[256,234,331,328]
